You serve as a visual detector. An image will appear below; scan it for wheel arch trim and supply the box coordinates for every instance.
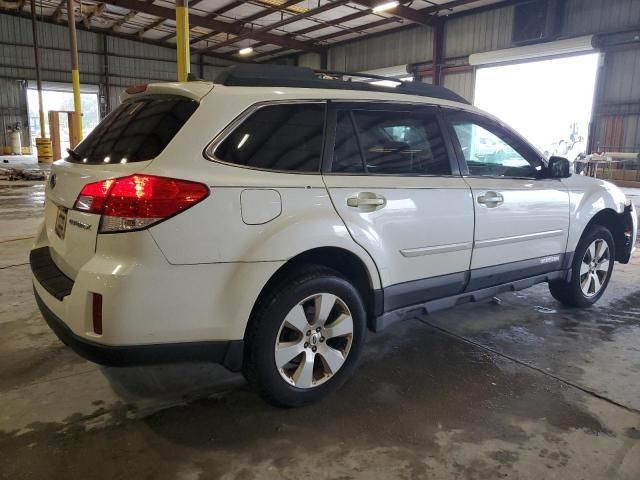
[244,245,383,338]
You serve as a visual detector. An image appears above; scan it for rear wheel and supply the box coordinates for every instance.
[243,266,367,407]
[549,225,614,307]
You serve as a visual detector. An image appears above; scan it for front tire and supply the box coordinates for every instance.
[549,224,615,307]
[243,266,367,407]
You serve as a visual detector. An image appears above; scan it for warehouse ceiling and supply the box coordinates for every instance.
[1,0,510,62]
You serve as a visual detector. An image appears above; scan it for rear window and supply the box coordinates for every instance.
[68,95,198,164]
[214,103,325,173]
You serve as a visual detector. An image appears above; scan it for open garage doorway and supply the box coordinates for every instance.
[474,53,600,160]
[26,83,100,156]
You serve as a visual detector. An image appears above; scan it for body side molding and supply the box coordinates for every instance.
[475,229,564,248]
[400,241,473,257]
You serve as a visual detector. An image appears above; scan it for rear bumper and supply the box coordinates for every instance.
[29,224,282,348]
[30,246,74,300]
[34,286,244,370]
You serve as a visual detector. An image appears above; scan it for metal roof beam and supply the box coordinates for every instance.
[111,10,136,31]
[52,0,65,22]
[99,0,321,52]
[193,0,351,54]
[254,0,513,61]
[0,6,239,64]
[82,3,105,28]
[422,0,483,14]
[189,0,303,46]
[137,17,165,37]
[252,15,395,61]
[350,0,435,26]
[247,8,363,52]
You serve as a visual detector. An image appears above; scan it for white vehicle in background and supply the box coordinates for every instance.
[31,66,637,407]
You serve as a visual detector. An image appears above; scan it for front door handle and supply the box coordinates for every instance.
[477,191,504,207]
[347,192,387,211]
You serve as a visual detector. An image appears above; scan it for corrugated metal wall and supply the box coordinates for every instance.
[1,14,103,84]
[297,52,322,69]
[593,48,640,153]
[443,71,475,104]
[562,0,640,37]
[0,13,233,149]
[599,49,640,106]
[444,5,514,59]
[0,77,28,150]
[325,6,514,102]
[326,6,513,77]
[328,26,434,72]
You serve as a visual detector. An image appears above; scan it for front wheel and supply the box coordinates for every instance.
[549,225,615,307]
[243,266,367,407]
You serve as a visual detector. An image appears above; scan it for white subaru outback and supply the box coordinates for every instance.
[31,65,637,407]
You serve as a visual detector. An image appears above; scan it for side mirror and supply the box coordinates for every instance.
[547,156,571,178]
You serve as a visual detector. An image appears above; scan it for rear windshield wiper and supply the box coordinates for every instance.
[66,148,83,161]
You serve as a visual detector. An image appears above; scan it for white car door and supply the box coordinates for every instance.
[323,103,475,311]
[444,110,570,290]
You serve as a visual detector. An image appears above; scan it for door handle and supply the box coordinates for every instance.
[477,191,504,207]
[347,192,387,211]
[348,197,385,207]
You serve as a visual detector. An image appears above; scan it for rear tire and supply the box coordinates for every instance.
[549,224,615,307]
[243,266,367,407]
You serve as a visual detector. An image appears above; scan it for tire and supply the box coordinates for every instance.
[243,266,367,407]
[549,224,615,307]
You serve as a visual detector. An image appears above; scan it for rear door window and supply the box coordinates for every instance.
[71,95,198,164]
[331,108,451,176]
[214,103,326,173]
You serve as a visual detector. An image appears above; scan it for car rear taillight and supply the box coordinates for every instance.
[74,175,209,233]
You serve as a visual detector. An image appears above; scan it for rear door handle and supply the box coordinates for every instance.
[477,191,504,207]
[347,192,387,211]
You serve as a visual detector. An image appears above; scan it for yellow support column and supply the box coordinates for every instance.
[30,0,53,162]
[176,0,190,82]
[67,0,83,143]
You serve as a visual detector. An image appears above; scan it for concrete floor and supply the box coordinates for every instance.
[1,180,639,480]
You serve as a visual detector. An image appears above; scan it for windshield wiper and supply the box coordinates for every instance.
[66,148,83,161]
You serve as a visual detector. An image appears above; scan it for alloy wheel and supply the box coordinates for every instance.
[274,293,354,389]
[579,239,610,297]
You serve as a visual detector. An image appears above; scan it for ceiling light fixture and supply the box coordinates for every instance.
[238,47,254,56]
[372,1,399,13]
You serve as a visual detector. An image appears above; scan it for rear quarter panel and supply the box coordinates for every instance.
[147,165,382,290]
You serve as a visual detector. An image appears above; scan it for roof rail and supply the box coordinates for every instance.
[213,65,470,105]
